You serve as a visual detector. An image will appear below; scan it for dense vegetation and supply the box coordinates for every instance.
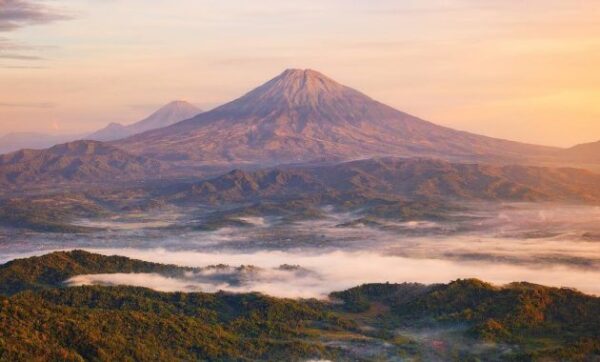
[0,250,193,295]
[0,287,347,361]
[333,280,600,360]
[0,251,599,361]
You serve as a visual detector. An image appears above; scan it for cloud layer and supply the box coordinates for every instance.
[0,0,69,61]
[0,0,68,31]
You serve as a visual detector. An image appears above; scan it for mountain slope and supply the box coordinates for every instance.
[89,100,201,142]
[174,158,600,203]
[0,140,166,187]
[561,140,600,163]
[117,69,557,165]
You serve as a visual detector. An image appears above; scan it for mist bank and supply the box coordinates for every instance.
[1,203,599,298]
[67,248,600,297]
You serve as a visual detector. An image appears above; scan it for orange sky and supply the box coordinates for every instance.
[0,0,599,147]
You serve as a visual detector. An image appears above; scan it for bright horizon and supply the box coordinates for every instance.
[1,0,599,147]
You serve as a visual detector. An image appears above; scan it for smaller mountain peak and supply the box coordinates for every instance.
[166,100,192,106]
[150,101,201,120]
[105,122,124,129]
[159,100,199,111]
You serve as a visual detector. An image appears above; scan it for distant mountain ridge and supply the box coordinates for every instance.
[117,69,557,165]
[0,101,201,155]
[175,157,600,203]
[0,132,87,155]
[1,69,598,190]
[88,100,201,141]
[0,140,166,187]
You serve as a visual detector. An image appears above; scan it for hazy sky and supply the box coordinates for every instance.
[0,0,599,147]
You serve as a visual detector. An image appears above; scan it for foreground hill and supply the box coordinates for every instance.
[0,140,166,189]
[0,251,598,361]
[88,100,201,142]
[174,157,600,204]
[0,250,192,295]
[116,69,557,165]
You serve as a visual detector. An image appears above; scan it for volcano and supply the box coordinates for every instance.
[114,69,560,166]
[88,100,202,142]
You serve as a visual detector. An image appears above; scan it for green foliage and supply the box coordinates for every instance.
[331,279,600,360]
[1,252,599,361]
[0,250,193,296]
[0,286,343,362]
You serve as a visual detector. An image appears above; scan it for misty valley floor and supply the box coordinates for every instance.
[2,30,600,360]
[1,202,599,297]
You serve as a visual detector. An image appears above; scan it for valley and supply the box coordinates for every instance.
[2,0,600,358]
[1,69,599,361]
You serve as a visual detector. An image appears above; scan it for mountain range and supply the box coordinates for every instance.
[0,69,599,190]
[174,157,600,204]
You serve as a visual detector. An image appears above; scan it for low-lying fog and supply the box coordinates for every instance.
[66,247,600,298]
[1,203,599,297]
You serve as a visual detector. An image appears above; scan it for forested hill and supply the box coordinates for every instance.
[0,251,599,361]
[0,250,193,295]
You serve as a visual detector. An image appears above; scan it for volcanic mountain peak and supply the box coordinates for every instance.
[204,68,386,122]
[256,68,349,105]
[117,68,558,165]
